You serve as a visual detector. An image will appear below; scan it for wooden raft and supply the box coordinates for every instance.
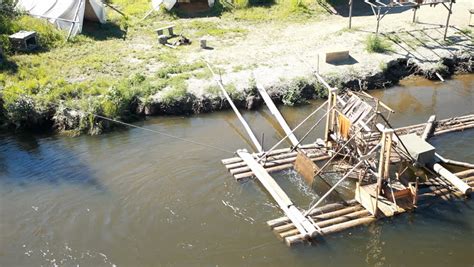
[269,174,474,246]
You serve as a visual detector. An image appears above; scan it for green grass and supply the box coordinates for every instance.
[0,0,330,133]
[185,21,247,37]
[364,34,393,54]
[222,0,325,21]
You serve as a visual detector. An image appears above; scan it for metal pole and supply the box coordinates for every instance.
[443,1,453,40]
[348,0,353,29]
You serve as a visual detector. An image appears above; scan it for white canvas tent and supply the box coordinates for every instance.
[16,0,106,37]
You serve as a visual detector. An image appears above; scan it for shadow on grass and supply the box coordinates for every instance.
[0,56,18,74]
[81,21,126,40]
[168,0,228,18]
[169,0,275,18]
[325,0,412,17]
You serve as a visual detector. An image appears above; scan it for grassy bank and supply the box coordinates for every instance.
[0,0,330,134]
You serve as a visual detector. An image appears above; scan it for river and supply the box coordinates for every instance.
[0,74,473,266]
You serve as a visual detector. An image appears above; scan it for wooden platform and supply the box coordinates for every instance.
[268,174,474,246]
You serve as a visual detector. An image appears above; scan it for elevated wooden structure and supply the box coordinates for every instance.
[348,0,455,39]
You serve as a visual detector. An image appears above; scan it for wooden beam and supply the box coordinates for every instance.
[257,84,299,147]
[205,61,263,153]
[430,159,472,195]
[237,150,318,237]
[421,115,436,140]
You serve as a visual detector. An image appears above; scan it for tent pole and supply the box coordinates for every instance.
[67,0,84,41]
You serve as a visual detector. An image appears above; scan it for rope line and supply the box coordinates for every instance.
[42,99,236,154]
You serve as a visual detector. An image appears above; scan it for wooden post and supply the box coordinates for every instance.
[412,7,417,23]
[375,128,393,216]
[383,129,393,179]
[324,88,337,145]
[376,7,381,36]
[443,1,453,41]
[348,0,353,29]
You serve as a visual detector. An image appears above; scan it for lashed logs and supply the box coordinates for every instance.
[270,173,473,246]
[223,143,330,180]
[365,114,474,139]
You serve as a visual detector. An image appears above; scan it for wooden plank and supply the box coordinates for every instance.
[355,183,402,217]
[257,84,299,147]
[294,150,319,185]
[237,150,318,237]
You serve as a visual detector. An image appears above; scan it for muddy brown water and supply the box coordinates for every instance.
[1,75,473,266]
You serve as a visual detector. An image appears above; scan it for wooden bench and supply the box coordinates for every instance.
[156,25,175,36]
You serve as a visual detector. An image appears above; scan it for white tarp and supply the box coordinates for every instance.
[16,0,106,37]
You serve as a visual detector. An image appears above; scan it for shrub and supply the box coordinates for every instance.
[365,34,393,54]
[282,77,310,106]
[1,15,65,52]
[161,87,188,104]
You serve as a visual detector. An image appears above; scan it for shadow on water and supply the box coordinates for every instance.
[0,132,104,190]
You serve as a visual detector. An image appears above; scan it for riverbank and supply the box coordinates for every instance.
[1,77,474,266]
[1,0,473,135]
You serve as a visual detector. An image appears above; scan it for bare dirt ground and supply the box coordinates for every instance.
[183,0,473,96]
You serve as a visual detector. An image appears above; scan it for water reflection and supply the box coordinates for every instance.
[0,134,103,190]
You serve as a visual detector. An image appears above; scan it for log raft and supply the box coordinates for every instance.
[269,174,474,246]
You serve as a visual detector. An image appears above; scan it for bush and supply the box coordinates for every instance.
[364,34,393,54]
[13,16,65,49]
[282,77,310,106]
[0,14,65,54]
